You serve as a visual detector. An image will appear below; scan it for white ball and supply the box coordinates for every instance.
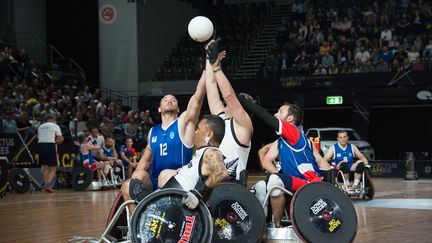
[188,16,214,42]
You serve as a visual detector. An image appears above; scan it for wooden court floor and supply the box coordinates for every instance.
[0,177,431,242]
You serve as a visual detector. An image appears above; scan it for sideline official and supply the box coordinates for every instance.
[37,113,63,193]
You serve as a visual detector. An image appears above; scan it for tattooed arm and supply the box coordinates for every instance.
[182,148,228,209]
[201,148,229,187]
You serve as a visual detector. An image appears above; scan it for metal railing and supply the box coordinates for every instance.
[15,32,86,81]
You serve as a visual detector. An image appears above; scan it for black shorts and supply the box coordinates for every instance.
[37,143,57,167]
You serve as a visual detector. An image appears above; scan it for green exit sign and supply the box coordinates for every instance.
[326,96,343,105]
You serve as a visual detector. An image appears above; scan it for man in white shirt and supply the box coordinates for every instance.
[355,46,371,64]
[37,113,63,193]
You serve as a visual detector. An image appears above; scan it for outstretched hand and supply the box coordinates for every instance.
[212,51,226,70]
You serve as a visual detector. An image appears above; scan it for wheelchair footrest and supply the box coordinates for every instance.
[264,226,301,242]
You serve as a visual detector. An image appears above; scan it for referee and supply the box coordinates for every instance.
[37,113,63,193]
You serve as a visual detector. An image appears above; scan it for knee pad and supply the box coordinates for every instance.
[356,162,365,174]
[253,180,267,205]
[129,178,152,202]
[320,169,336,184]
[267,174,284,197]
[339,162,349,174]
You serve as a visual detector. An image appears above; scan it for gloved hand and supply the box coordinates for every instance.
[182,190,201,209]
[205,38,221,65]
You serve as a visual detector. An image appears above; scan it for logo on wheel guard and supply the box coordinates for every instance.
[231,202,248,220]
[328,218,341,232]
[310,199,327,215]
[178,215,196,243]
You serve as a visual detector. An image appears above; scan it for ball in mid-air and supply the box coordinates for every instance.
[188,16,214,42]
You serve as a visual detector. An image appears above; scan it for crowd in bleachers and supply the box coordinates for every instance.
[0,42,155,140]
[264,0,432,77]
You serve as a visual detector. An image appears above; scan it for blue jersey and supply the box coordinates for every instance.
[119,145,137,167]
[333,143,355,168]
[80,145,94,165]
[148,119,193,178]
[278,122,320,179]
[101,146,114,157]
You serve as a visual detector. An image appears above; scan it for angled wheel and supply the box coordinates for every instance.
[290,182,357,243]
[207,182,266,243]
[8,168,30,193]
[71,167,92,190]
[364,170,375,199]
[130,188,213,243]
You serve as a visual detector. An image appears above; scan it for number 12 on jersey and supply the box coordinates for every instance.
[160,143,168,156]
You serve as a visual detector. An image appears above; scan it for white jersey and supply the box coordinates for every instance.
[218,114,251,180]
[37,122,62,143]
[174,147,220,191]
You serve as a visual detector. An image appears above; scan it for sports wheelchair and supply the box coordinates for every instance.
[69,176,358,242]
[70,158,125,191]
[332,164,375,200]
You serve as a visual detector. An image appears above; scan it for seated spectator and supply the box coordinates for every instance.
[379,46,394,64]
[95,135,123,176]
[407,46,420,63]
[328,64,339,75]
[340,63,351,74]
[88,127,105,153]
[370,47,380,65]
[355,46,371,64]
[313,64,327,75]
[395,13,411,35]
[124,116,139,138]
[393,46,407,64]
[338,46,352,64]
[69,111,87,137]
[99,117,114,137]
[1,111,17,134]
[375,59,390,72]
[362,61,375,73]
[412,57,425,72]
[391,59,401,72]
[321,51,334,69]
[379,26,392,47]
[352,60,363,73]
[424,40,432,58]
[319,41,331,55]
[119,137,138,178]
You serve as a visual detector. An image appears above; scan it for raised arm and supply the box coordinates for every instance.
[209,50,253,145]
[238,95,279,131]
[205,57,225,115]
[179,70,206,147]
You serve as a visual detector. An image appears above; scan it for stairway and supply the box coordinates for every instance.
[15,32,86,82]
[233,4,291,79]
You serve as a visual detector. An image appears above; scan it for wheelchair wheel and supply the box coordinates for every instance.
[105,192,127,240]
[8,168,31,193]
[290,182,357,243]
[130,188,213,243]
[364,170,375,199]
[70,167,92,191]
[207,182,266,243]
